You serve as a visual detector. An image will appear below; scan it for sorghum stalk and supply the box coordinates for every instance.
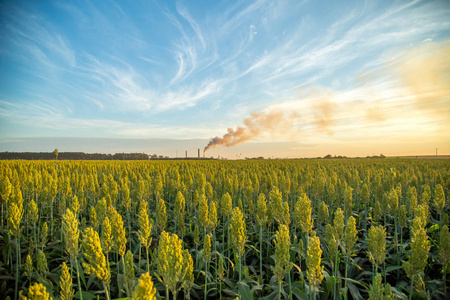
[273,225,291,300]
[367,225,386,279]
[62,209,82,300]
[230,207,246,284]
[343,216,357,300]
[123,250,135,298]
[403,216,430,300]
[157,231,184,300]
[307,232,324,300]
[325,224,338,300]
[9,186,23,300]
[25,254,33,282]
[256,193,267,284]
[439,225,450,295]
[81,227,111,300]
[203,234,211,300]
[138,200,152,273]
[333,208,344,294]
[28,199,38,249]
[199,194,208,235]
[182,250,194,300]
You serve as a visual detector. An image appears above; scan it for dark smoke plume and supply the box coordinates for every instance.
[204,110,299,153]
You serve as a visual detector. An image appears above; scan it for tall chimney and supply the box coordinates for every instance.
[198,149,200,158]
[185,150,187,158]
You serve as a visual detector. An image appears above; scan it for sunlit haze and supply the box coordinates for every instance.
[1,0,449,158]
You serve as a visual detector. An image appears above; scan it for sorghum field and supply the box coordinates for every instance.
[0,158,449,299]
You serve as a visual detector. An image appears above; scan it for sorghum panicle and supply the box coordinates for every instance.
[132,272,157,300]
[367,225,386,268]
[307,231,324,288]
[81,227,111,285]
[62,208,79,259]
[60,262,74,300]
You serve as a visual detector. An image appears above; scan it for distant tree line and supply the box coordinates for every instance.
[0,152,150,160]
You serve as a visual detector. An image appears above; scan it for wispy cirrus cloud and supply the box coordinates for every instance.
[1,0,449,156]
[2,7,76,67]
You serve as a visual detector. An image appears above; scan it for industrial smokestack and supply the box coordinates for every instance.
[198,149,200,158]
[185,150,187,158]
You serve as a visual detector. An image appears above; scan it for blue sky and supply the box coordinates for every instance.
[0,0,449,157]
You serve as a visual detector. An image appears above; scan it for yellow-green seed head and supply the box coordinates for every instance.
[198,194,209,230]
[402,216,430,282]
[27,199,38,225]
[182,249,194,292]
[307,231,324,289]
[208,200,218,232]
[433,184,445,215]
[230,207,246,258]
[121,182,131,212]
[81,227,111,285]
[269,187,284,225]
[414,204,428,228]
[367,225,386,268]
[109,206,127,257]
[333,208,345,242]
[373,200,382,222]
[399,205,407,229]
[407,186,417,216]
[124,250,135,294]
[343,216,358,257]
[25,254,33,281]
[439,225,450,267]
[40,222,48,247]
[95,197,107,224]
[325,224,338,265]
[193,224,200,245]
[37,249,49,275]
[175,191,185,218]
[318,201,329,225]
[387,188,398,217]
[62,208,79,258]
[101,216,112,255]
[294,193,312,235]
[220,193,232,219]
[419,185,431,206]
[256,193,268,227]
[21,282,53,300]
[8,201,23,236]
[273,224,291,283]
[71,195,79,216]
[157,231,184,295]
[0,175,12,204]
[203,234,212,263]
[60,262,74,300]
[138,200,152,248]
[281,201,290,226]
[156,198,167,233]
[368,273,384,300]
[217,256,224,280]
[132,272,156,300]
[361,183,370,205]
[344,186,353,218]
[89,206,98,230]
